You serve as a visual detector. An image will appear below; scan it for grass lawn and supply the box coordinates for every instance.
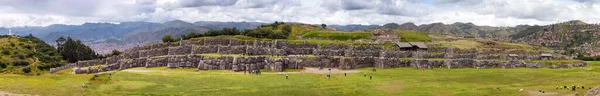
[1,62,599,96]
[302,31,373,40]
[397,30,431,42]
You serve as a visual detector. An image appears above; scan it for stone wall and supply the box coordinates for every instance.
[52,38,587,74]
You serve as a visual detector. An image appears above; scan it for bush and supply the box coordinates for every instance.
[162,34,178,43]
[1,49,9,55]
[0,61,7,68]
[22,67,31,73]
[13,60,30,66]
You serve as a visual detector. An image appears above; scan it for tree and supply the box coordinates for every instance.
[105,50,123,57]
[55,37,66,52]
[22,67,31,73]
[321,24,327,29]
[56,37,99,63]
[162,34,176,43]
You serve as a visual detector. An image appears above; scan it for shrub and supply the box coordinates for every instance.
[22,67,31,73]
[0,61,7,68]
[13,60,29,66]
[1,49,9,55]
[162,34,178,43]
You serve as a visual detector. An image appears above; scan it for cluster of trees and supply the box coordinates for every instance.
[575,54,600,61]
[241,26,291,39]
[242,21,291,39]
[163,28,241,43]
[56,37,101,63]
[163,21,296,43]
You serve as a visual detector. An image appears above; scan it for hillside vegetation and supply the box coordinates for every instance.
[0,35,65,75]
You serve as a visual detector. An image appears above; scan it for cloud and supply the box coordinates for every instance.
[1,0,600,27]
[165,0,238,8]
[340,0,373,10]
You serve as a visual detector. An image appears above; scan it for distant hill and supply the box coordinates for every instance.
[2,20,598,56]
[510,20,600,56]
[375,22,525,39]
[193,21,265,30]
[0,20,211,54]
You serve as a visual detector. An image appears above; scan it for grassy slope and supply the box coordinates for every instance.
[302,31,373,40]
[0,36,64,74]
[188,35,376,47]
[435,38,548,53]
[1,62,599,96]
[397,30,431,42]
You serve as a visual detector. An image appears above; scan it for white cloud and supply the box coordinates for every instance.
[1,0,600,28]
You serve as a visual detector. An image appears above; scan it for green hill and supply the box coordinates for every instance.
[396,30,431,42]
[0,35,66,75]
[302,31,372,40]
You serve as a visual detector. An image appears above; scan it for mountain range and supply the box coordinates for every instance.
[1,20,597,56]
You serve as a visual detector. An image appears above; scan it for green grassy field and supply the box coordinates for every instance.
[1,62,599,96]
[397,30,431,42]
[302,31,373,40]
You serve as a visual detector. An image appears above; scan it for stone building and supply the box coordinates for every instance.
[394,42,428,50]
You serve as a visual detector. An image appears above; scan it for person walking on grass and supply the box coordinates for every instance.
[369,75,372,80]
[286,74,289,80]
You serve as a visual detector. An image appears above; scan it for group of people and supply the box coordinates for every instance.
[316,67,376,80]
[244,69,261,75]
[555,85,590,91]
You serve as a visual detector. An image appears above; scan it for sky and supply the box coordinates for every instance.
[1,0,600,27]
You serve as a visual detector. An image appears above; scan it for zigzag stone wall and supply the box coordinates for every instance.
[50,38,586,74]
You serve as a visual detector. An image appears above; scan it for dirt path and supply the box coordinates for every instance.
[0,91,37,96]
[297,67,361,74]
[586,86,600,96]
[524,89,571,96]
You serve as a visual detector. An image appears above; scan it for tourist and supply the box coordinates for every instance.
[363,72,366,77]
[328,68,331,73]
[369,75,372,80]
[286,74,289,79]
[344,73,346,76]
[81,84,87,88]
